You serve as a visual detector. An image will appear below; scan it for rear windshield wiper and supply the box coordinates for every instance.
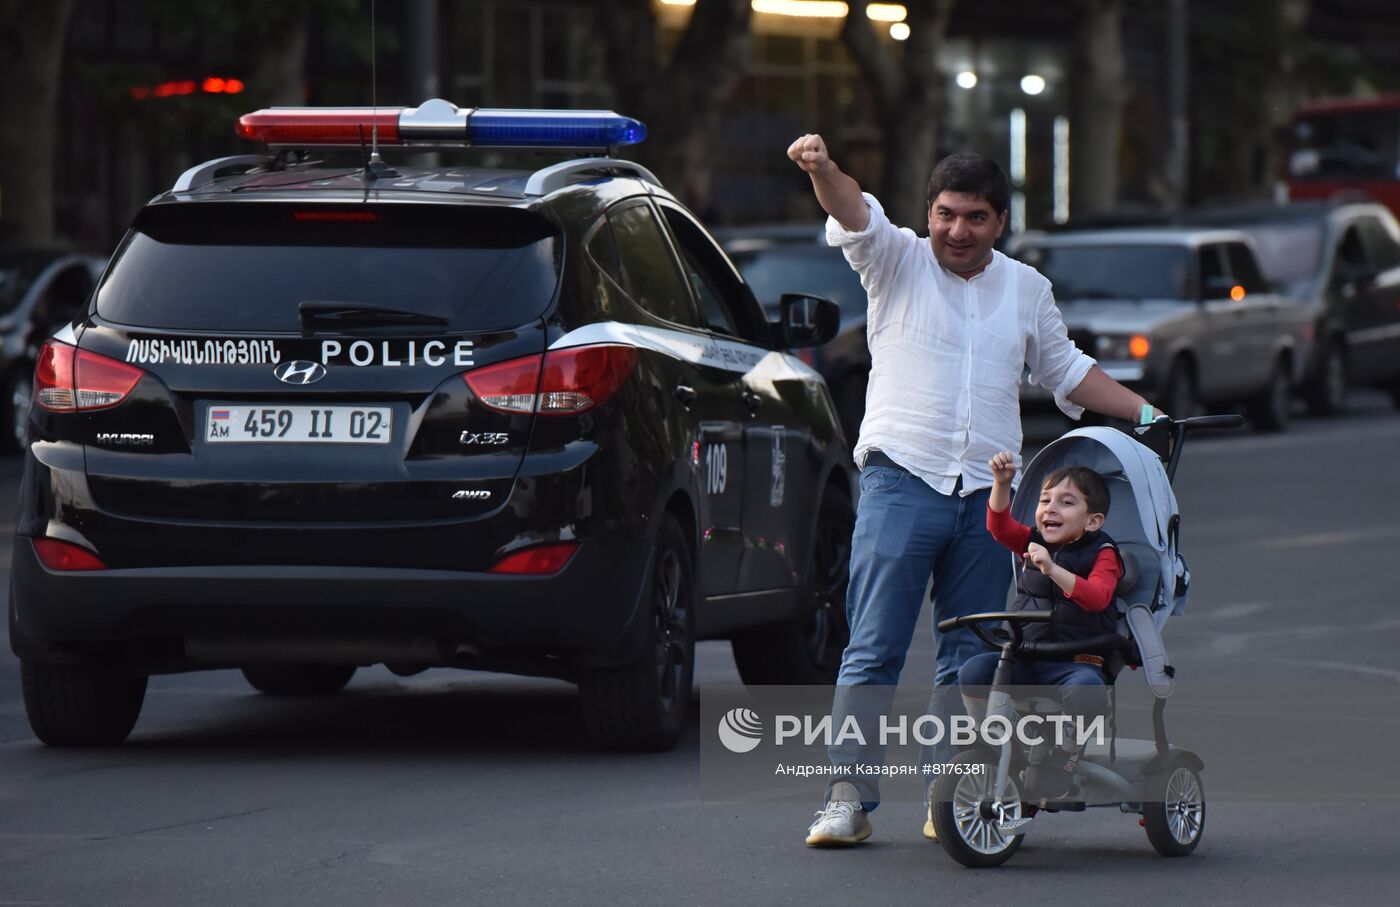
[298,301,450,327]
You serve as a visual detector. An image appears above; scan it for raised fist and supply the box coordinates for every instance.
[787,133,832,174]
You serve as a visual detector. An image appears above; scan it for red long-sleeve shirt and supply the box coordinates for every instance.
[986,505,1122,613]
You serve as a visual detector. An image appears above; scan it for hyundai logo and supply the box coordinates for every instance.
[274,360,327,385]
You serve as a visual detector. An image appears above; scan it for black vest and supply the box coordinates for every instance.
[1011,528,1122,645]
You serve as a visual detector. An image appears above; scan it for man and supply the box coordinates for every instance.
[789,136,1161,846]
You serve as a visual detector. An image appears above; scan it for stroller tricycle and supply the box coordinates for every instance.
[930,414,1240,867]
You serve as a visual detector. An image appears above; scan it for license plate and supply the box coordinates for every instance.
[205,405,392,444]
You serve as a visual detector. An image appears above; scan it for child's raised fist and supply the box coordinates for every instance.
[988,451,1017,486]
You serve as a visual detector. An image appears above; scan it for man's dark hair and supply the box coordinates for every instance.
[926,152,1010,216]
[1041,466,1111,518]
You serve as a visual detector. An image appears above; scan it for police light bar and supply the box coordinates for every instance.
[235,99,647,150]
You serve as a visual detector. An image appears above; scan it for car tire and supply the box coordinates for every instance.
[731,487,853,686]
[0,365,33,453]
[1303,340,1347,417]
[21,660,148,746]
[241,664,357,696]
[1247,357,1292,433]
[579,514,694,752]
[1162,358,1197,420]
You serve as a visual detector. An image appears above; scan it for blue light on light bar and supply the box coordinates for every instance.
[466,109,647,148]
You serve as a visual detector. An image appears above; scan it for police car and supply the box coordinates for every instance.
[10,103,855,752]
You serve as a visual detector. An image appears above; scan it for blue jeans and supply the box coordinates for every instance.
[958,653,1108,720]
[825,457,1011,810]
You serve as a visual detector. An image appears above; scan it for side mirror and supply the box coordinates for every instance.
[776,293,839,349]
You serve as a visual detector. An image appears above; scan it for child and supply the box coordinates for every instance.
[958,452,1124,799]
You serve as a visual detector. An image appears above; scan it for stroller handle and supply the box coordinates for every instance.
[938,610,1052,648]
[1133,413,1245,481]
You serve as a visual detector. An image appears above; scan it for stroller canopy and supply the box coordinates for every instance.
[1012,426,1187,627]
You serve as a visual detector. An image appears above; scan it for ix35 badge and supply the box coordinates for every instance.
[274,361,327,385]
[460,431,510,446]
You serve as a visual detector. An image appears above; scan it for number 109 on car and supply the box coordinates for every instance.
[205,405,392,444]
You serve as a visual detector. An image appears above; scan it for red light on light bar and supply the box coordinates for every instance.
[203,77,226,93]
[33,538,107,571]
[489,542,579,576]
[292,210,380,222]
[237,108,403,145]
[130,86,150,100]
[226,78,244,94]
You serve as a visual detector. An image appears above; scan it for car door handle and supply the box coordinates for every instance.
[674,384,696,408]
[742,389,762,415]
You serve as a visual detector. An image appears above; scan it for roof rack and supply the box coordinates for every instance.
[523,157,660,197]
[172,154,276,193]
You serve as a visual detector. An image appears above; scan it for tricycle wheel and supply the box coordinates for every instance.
[1143,764,1206,856]
[930,750,1026,868]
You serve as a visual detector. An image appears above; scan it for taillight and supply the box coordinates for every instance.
[33,538,107,571]
[465,345,637,415]
[34,341,145,412]
[465,354,542,414]
[488,542,579,576]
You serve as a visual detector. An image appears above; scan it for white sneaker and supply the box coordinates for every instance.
[804,782,872,847]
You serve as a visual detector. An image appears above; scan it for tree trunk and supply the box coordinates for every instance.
[0,0,75,249]
[1069,0,1125,217]
[842,1,954,231]
[599,0,752,214]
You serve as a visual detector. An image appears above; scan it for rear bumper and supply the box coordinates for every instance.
[9,534,653,674]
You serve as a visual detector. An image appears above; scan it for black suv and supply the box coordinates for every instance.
[10,104,855,752]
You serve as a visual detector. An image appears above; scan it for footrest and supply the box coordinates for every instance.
[996,816,1035,836]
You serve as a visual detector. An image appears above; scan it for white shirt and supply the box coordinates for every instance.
[826,194,1095,495]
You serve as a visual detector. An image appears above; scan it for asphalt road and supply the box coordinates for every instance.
[3,396,1399,905]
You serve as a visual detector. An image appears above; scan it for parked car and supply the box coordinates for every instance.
[716,225,871,445]
[0,250,105,451]
[1009,228,1314,431]
[10,103,856,752]
[1184,201,1400,414]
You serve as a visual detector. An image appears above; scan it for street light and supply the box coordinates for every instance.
[1020,74,1046,96]
[956,71,978,89]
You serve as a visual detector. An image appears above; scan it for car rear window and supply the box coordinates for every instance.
[97,203,560,332]
[1017,243,1191,301]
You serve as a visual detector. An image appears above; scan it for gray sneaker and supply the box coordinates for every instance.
[804,782,872,847]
